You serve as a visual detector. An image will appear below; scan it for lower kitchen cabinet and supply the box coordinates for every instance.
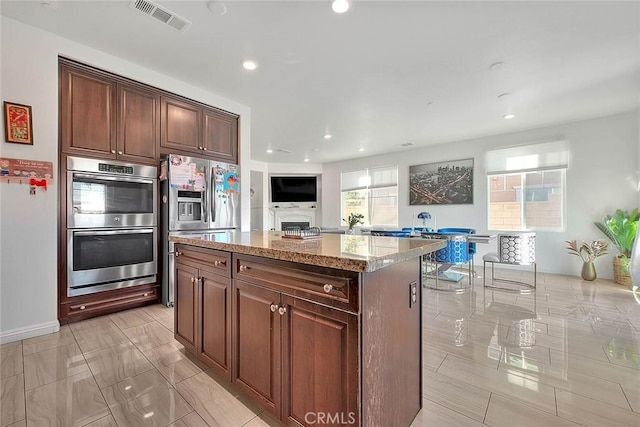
[172,244,422,427]
[174,244,232,378]
[199,268,232,379]
[174,262,198,352]
[232,280,358,424]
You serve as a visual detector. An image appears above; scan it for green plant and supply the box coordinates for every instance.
[594,208,639,258]
[344,212,364,229]
[565,240,608,262]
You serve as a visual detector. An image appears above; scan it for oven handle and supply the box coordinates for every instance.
[72,172,154,185]
[71,228,155,236]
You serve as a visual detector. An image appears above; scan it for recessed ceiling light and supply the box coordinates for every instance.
[358,147,365,152]
[490,62,505,71]
[323,133,332,140]
[242,60,257,71]
[206,0,227,15]
[266,148,273,153]
[304,157,310,162]
[331,0,350,14]
[503,113,516,120]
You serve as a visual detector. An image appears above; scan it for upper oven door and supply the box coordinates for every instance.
[67,171,157,228]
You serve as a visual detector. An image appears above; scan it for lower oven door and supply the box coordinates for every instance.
[67,228,157,296]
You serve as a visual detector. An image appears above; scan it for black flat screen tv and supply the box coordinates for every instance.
[270,176,317,203]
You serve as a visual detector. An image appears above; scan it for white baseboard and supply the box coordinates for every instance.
[0,320,60,344]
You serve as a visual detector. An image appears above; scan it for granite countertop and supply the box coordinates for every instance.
[170,231,447,273]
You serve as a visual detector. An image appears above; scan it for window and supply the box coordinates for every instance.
[486,140,568,231]
[341,165,398,227]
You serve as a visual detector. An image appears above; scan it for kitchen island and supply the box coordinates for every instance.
[169,231,445,427]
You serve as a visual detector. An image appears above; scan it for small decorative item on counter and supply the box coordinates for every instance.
[417,211,431,226]
[565,240,608,281]
[344,212,364,232]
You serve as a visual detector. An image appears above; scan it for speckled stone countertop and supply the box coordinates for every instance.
[170,231,446,273]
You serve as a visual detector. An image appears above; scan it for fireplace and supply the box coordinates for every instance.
[281,221,310,230]
[275,209,315,231]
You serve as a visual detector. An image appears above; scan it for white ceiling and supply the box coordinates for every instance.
[2,1,639,164]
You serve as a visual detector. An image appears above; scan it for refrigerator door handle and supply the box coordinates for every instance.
[211,173,216,223]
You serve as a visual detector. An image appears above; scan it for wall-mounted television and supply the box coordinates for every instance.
[270,176,318,203]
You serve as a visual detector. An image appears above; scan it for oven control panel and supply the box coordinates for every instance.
[98,163,134,174]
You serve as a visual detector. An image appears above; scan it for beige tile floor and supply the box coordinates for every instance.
[1,270,639,426]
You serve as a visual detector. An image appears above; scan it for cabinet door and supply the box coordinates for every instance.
[60,64,116,158]
[118,83,159,164]
[174,262,198,353]
[281,296,359,427]
[160,96,201,153]
[202,108,238,163]
[232,280,281,417]
[198,269,231,380]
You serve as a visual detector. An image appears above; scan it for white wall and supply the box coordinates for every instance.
[0,17,250,341]
[322,111,639,278]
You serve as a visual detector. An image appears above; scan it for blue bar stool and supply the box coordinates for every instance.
[421,232,473,293]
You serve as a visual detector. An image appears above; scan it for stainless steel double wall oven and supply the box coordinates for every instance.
[66,157,158,296]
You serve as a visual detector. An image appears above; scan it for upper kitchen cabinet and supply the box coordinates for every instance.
[203,107,238,164]
[161,95,239,163]
[59,62,159,165]
[160,96,201,154]
[117,83,160,164]
[60,63,117,158]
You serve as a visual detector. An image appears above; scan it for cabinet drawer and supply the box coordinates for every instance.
[234,254,359,313]
[62,286,158,322]
[175,244,231,277]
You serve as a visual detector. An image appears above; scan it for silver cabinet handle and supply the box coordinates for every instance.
[191,277,195,283]
[198,146,203,150]
[323,284,333,293]
[278,306,287,316]
[143,293,148,297]
[118,151,123,155]
[214,260,227,267]
[111,149,116,154]
[239,265,249,272]
[203,147,207,151]
[79,305,86,310]
[270,304,279,312]
[175,251,182,257]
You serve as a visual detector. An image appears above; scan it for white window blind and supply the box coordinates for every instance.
[486,140,569,175]
[341,165,397,190]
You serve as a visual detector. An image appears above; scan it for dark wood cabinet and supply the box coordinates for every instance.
[281,296,358,427]
[199,269,231,379]
[233,255,359,425]
[161,97,239,163]
[232,280,281,417]
[60,63,159,164]
[203,107,238,163]
[174,262,198,353]
[160,96,201,153]
[60,64,116,158]
[173,245,232,378]
[172,244,424,427]
[117,83,159,164]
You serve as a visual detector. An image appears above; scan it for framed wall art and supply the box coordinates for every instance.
[409,158,474,205]
[4,101,33,145]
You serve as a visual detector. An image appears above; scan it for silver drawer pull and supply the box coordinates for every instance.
[323,284,333,293]
[270,304,279,312]
[278,306,287,316]
[79,305,86,310]
[143,293,148,297]
[214,260,227,267]
[239,265,249,272]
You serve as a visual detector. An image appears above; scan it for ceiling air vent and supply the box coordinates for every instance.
[276,148,293,154]
[130,0,192,32]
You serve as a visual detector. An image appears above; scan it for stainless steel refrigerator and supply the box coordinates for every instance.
[160,154,240,306]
